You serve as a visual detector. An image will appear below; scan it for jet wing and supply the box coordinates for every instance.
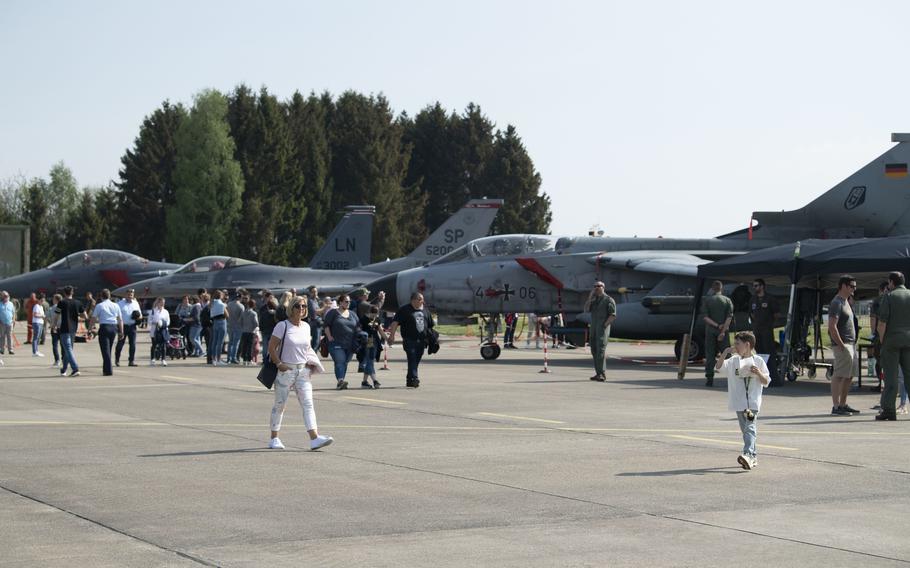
[587,251,709,277]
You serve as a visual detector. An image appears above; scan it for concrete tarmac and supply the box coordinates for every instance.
[0,335,908,567]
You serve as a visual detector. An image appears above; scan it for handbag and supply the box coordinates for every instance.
[256,322,288,389]
[318,335,329,358]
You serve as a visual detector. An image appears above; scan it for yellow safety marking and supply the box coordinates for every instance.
[66,383,189,389]
[0,421,167,426]
[340,396,407,405]
[160,375,198,382]
[669,434,798,451]
[477,412,565,424]
[559,427,909,437]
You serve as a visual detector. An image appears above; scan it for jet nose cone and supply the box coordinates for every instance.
[369,273,399,311]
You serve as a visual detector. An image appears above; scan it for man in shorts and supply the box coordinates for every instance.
[828,275,860,416]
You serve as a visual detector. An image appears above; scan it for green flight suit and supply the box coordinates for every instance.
[878,285,910,414]
[589,294,616,377]
[702,292,733,379]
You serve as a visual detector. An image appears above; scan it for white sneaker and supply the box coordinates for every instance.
[33,352,45,357]
[898,405,909,415]
[149,360,156,366]
[161,360,168,367]
[737,454,753,470]
[310,435,333,451]
[268,437,285,450]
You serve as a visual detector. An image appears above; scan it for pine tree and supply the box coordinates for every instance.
[68,187,114,250]
[20,178,53,267]
[329,92,416,261]
[287,91,333,263]
[114,101,186,261]
[482,125,551,234]
[165,89,244,262]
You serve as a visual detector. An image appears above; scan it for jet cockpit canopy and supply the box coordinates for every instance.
[429,235,559,265]
[47,249,147,269]
[175,256,257,274]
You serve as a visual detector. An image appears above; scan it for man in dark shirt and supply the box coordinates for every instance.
[387,292,435,388]
[55,286,85,377]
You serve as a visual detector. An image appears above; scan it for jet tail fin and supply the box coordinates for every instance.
[308,205,375,270]
[728,134,910,242]
[409,198,504,261]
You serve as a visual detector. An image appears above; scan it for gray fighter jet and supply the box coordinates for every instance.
[369,133,910,360]
[0,250,179,301]
[118,199,502,299]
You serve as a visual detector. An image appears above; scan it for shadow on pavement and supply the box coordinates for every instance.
[616,467,745,477]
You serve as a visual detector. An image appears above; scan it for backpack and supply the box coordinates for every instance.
[200,305,212,328]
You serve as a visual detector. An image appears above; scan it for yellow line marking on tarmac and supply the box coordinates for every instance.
[160,375,197,382]
[558,427,910,437]
[67,383,189,389]
[669,434,799,451]
[340,396,407,405]
[477,412,565,424]
[0,421,168,426]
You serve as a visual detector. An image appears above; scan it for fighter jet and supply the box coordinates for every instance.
[118,199,503,299]
[0,250,179,301]
[369,133,910,360]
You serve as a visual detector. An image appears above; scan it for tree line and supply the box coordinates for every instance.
[0,87,552,269]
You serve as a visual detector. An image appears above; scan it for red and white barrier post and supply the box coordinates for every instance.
[539,330,551,374]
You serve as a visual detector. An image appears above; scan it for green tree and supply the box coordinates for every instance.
[287,91,333,262]
[403,103,497,235]
[20,178,53,267]
[67,187,116,251]
[166,89,244,261]
[329,91,417,261]
[227,85,305,264]
[114,101,186,261]
[482,125,551,234]
[47,162,82,256]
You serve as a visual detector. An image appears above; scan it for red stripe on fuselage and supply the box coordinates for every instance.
[100,269,132,288]
[515,257,563,289]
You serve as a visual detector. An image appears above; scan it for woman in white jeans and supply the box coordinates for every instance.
[269,297,333,450]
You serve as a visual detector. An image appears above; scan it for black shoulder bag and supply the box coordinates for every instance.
[256,322,288,389]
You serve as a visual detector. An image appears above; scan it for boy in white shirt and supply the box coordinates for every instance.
[715,331,771,470]
[31,292,46,357]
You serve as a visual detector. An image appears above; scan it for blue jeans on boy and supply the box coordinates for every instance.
[189,324,203,356]
[362,346,376,375]
[51,331,60,364]
[736,410,758,457]
[227,327,242,362]
[32,322,43,354]
[330,342,353,380]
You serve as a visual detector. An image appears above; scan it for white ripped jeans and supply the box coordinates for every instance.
[270,365,317,433]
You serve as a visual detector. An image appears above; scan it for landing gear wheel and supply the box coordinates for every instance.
[674,336,704,362]
[480,343,501,360]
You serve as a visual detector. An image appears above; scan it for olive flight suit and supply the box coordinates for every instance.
[703,292,733,380]
[589,294,616,378]
[878,285,910,415]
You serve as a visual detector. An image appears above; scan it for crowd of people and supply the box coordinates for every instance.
[0,284,437,452]
[4,272,909,463]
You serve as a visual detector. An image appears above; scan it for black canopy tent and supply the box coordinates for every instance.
[681,237,910,380]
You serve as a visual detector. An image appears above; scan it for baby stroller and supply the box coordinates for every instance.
[166,327,188,359]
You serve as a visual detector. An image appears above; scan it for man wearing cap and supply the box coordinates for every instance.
[115,289,142,367]
[749,279,781,386]
[702,280,733,387]
[584,281,616,382]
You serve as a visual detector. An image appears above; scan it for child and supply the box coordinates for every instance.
[359,306,384,389]
[715,331,771,470]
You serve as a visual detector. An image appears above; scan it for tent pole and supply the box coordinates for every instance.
[678,278,706,380]
[780,242,802,381]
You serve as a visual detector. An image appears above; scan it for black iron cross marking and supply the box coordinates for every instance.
[501,283,514,300]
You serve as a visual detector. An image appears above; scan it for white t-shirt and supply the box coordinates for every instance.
[272,320,313,364]
[148,308,170,336]
[722,354,769,412]
[32,303,45,324]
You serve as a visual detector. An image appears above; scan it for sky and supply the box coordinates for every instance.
[2,1,910,240]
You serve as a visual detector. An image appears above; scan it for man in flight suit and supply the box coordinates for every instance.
[585,281,616,382]
[702,280,733,387]
[876,271,910,420]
